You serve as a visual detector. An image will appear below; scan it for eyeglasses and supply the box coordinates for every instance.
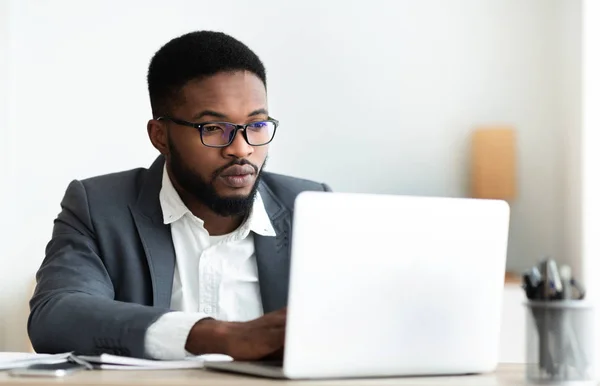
[157,116,278,148]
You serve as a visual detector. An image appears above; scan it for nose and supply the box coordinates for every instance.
[223,129,254,159]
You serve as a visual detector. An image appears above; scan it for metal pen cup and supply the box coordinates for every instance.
[525,300,596,385]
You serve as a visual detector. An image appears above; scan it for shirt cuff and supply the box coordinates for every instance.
[144,311,210,360]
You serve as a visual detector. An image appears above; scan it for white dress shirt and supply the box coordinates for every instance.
[144,166,276,360]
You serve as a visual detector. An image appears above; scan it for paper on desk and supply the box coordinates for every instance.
[0,352,71,370]
[75,353,233,370]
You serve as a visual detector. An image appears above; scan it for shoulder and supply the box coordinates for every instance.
[78,167,148,203]
[59,165,152,223]
[260,171,332,210]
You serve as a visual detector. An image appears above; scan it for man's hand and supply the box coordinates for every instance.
[185,308,286,361]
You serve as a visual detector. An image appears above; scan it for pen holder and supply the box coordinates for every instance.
[525,300,596,385]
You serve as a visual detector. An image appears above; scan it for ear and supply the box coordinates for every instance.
[147,119,169,156]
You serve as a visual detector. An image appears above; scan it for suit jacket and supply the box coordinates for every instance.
[28,156,331,358]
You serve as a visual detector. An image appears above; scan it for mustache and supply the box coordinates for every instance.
[211,159,260,181]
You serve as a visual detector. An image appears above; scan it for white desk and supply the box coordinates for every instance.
[0,364,530,385]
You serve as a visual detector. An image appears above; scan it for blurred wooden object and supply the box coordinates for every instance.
[471,127,517,200]
[504,271,521,284]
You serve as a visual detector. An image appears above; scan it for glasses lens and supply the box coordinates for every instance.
[201,123,236,146]
[246,121,276,145]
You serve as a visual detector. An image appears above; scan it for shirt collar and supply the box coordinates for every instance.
[159,165,276,238]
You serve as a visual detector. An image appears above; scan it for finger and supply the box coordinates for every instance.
[265,326,286,346]
[248,311,281,327]
[261,346,284,361]
[256,309,287,326]
[265,313,286,327]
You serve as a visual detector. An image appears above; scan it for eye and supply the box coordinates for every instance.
[248,122,267,131]
[202,125,225,134]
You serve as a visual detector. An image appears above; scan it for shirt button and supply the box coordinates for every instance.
[203,306,211,313]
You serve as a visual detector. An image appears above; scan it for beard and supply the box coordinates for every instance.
[167,139,264,218]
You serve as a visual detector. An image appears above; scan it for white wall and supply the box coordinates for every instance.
[560,0,583,282]
[0,0,11,350]
[0,0,578,351]
[582,0,600,304]
[581,0,600,372]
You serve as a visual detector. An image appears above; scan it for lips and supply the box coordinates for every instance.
[220,165,256,177]
[219,164,256,188]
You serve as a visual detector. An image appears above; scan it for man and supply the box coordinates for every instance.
[28,31,331,360]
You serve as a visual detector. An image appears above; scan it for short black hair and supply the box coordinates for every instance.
[147,31,267,118]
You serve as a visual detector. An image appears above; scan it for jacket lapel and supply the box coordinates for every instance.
[254,182,292,313]
[129,156,176,309]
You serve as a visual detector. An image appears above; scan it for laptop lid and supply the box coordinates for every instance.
[282,191,510,379]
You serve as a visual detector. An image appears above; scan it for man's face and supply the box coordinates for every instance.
[158,71,270,217]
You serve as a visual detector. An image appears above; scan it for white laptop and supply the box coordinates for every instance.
[205,191,510,379]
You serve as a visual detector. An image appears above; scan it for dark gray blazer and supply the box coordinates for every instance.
[28,156,331,358]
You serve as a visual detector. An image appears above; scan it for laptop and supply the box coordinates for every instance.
[205,191,510,379]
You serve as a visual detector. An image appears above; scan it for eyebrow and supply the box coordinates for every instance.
[192,110,228,120]
[248,108,268,117]
[192,108,269,121]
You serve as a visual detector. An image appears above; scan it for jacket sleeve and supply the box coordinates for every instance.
[28,180,169,358]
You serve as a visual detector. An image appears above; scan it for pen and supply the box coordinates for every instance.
[559,265,572,300]
[522,266,542,300]
[570,278,585,300]
[547,259,563,296]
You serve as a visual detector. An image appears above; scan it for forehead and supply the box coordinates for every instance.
[177,71,267,119]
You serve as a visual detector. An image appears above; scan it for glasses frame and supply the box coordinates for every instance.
[156,116,279,148]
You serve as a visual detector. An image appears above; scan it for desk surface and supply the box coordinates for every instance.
[0,364,530,386]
